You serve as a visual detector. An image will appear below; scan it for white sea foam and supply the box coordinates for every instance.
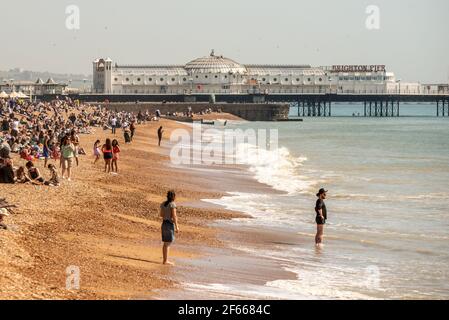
[183,282,313,300]
[235,142,312,194]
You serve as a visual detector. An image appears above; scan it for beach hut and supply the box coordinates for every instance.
[18,92,29,99]
[0,91,8,98]
[9,91,19,98]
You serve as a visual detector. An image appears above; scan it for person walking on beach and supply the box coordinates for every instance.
[160,190,179,265]
[61,136,76,181]
[315,188,328,246]
[157,126,164,147]
[101,138,113,173]
[130,121,136,142]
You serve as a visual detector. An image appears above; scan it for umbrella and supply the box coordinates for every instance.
[9,91,19,98]
[0,91,8,98]
[18,92,29,98]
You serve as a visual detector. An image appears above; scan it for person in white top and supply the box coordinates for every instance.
[110,117,117,134]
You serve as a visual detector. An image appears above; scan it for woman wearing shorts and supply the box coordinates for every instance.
[60,136,75,181]
[160,190,179,265]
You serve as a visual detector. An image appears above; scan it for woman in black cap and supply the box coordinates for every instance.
[315,188,328,246]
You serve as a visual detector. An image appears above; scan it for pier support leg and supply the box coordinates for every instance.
[329,101,332,117]
[364,101,367,117]
[437,100,439,117]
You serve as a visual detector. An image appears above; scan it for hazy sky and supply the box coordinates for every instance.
[1,0,448,83]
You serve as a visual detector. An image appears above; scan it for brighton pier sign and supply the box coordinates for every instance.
[331,65,386,73]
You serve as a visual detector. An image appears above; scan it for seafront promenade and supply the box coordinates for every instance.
[36,92,449,118]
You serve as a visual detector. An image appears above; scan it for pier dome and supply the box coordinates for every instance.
[185,50,247,75]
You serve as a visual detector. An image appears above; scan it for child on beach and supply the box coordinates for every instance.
[112,139,120,173]
[160,190,179,265]
[44,164,60,186]
[93,140,101,164]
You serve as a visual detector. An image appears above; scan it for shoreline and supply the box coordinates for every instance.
[0,114,295,300]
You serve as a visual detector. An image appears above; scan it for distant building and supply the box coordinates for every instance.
[0,78,68,95]
[92,51,429,95]
[93,51,330,95]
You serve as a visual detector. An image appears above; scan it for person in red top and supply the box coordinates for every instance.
[112,139,121,173]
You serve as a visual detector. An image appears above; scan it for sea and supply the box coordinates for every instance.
[179,102,449,299]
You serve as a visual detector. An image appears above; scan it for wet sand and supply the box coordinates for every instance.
[0,114,294,300]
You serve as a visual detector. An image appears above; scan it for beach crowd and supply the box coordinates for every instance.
[0,97,157,186]
[0,98,222,264]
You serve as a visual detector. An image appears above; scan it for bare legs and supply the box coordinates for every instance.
[104,159,111,173]
[315,224,324,245]
[61,162,72,181]
[162,242,174,265]
[112,159,118,173]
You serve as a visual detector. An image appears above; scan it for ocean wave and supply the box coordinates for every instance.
[404,193,449,200]
[235,143,312,194]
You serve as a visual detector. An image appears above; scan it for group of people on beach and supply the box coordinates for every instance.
[94,138,121,173]
[0,97,145,184]
[0,97,87,184]
[0,95,182,265]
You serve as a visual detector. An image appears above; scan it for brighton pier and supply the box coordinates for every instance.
[4,51,449,119]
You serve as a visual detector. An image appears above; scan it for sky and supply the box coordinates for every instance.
[1,0,448,83]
